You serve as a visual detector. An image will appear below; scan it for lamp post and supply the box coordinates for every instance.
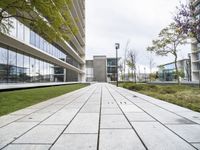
[115,43,120,87]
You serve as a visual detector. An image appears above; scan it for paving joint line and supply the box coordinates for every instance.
[111,85,198,150]
[0,86,93,150]
[0,86,90,129]
[48,85,98,150]
[105,85,148,150]
[117,86,199,125]
[97,85,103,150]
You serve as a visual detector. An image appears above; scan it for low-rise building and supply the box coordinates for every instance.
[86,56,119,82]
[158,59,191,81]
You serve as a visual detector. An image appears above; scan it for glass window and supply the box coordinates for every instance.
[24,55,30,82]
[46,43,50,54]
[46,63,50,81]
[30,31,36,46]
[43,40,47,52]
[30,57,35,82]
[16,52,24,82]
[24,26,30,43]
[35,33,40,48]
[17,21,24,41]
[0,47,8,83]
[8,50,17,83]
[50,64,54,82]
[39,37,44,50]
[40,60,44,81]
[35,59,40,82]
[9,18,17,37]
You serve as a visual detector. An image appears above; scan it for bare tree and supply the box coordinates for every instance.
[118,61,123,81]
[148,53,156,82]
[123,40,130,81]
[126,49,137,83]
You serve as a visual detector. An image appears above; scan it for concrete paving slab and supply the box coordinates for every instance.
[176,111,200,124]
[37,105,64,113]
[41,109,78,125]
[167,124,200,143]
[120,105,143,113]
[102,101,118,108]
[17,112,52,122]
[101,115,131,129]
[131,122,195,150]
[26,101,54,109]
[125,96,148,103]
[64,113,99,133]
[148,101,192,113]
[10,108,38,115]
[99,129,146,150]
[80,104,100,113]
[192,143,200,150]
[4,144,51,150]
[13,125,65,144]
[116,100,133,105]
[125,112,156,122]
[51,134,98,150]
[135,102,194,124]
[0,122,37,149]
[65,102,85,108]
[0,114,25,128]
[101,108,122,115]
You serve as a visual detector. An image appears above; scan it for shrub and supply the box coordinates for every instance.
[159,88,177,94]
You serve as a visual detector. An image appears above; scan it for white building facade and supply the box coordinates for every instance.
[190,0,200,81]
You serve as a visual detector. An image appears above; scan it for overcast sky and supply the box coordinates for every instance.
[85,0,190,72]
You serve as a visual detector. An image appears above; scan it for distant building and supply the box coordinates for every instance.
[86,56,119,82]
[158,59,191,81]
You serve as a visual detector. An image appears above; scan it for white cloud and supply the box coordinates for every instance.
[86,0,190,72]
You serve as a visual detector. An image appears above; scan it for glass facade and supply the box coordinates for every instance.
[197,52,200,60]
[0,44,65,83]
[107,58,117,81]
[0,18,82,83]
[7,18,80,69]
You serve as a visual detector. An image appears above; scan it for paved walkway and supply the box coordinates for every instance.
[0,83,200,150]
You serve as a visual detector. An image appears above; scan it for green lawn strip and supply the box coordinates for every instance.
[120,83,200,112]
[0,84,88,116]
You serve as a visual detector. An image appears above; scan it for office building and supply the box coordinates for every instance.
[158,59,191,81]
[0,0,85,83]
[86,56,119,82]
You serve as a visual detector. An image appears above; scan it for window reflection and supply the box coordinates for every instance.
[6,17,81,69]
[8,50,17,83]
[0,47,8,83]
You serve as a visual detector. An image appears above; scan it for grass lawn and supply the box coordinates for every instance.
[0,83,88,116]
[120,82,200,112]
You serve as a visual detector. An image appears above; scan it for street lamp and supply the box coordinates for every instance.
[115,43,120,87]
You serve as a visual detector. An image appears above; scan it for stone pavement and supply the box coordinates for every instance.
[0,83,200,150]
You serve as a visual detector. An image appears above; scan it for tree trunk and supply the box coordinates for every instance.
[123,61,126,81]
[134,69,136,84]
[174,53,180,85]
[132,67,134,83]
